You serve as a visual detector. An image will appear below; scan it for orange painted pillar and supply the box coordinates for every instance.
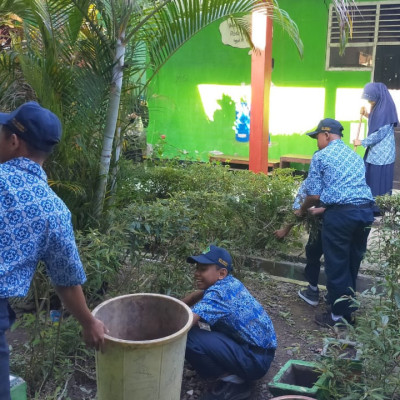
[249,12,273,174]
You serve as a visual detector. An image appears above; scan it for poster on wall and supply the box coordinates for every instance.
[219,17,251,49]
[234,100,250,142]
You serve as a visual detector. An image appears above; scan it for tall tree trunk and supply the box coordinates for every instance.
[108,125,122,208]
[93,33,126,219]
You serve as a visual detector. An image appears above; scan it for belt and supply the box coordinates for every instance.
[324,202,373,210]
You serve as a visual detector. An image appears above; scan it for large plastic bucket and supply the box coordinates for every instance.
[92,293,193,400]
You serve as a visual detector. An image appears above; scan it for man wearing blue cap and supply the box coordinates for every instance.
[298,118,374,327]
[0,102,107,399]
[182,245,276,400]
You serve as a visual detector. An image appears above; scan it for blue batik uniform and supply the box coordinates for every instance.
[292,180,307,210]
[306,140,374,205]
[186,275,276,381]
[306,140,374,317]
[361,82,398,198]
[0,157,86,400]
[0,158,86,298]
[362,124,395,165]
[192,275,276,349]
[362,123,396,199]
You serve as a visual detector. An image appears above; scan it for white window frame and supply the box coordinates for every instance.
[326,0,400,72]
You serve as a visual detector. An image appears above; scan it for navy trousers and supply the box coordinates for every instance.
[0,299,15,400]
[185,326,275,382]
[304,227,323,287]
[322,206,374,316]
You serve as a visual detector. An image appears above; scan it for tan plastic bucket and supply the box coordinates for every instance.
[92,293,193,400]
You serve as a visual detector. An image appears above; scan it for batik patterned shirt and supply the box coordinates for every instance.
[362,124,395,165]
[306,140,373,205]
[192,275,277,349]
[292,180,307,210]
[0,157,86,298]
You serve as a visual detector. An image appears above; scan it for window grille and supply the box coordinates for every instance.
[327,1,400,70]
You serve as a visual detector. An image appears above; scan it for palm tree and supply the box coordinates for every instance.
[0,0,357,222]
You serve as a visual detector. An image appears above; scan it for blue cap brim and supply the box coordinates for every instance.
[187,255,214,264]
[306,130,318,138]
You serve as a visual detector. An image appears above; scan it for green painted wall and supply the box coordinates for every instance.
[147,0,374,161]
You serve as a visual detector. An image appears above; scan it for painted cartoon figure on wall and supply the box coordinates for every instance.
[234,98,250,142]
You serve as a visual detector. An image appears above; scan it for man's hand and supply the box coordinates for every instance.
[81,317,108,351]
[55,285,107,352]
[353,139,362,147]
[274,225,293,239]
[308,206,325,216]
[181,290,204,307]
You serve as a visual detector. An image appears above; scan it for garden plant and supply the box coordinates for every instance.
[317,195,400,400]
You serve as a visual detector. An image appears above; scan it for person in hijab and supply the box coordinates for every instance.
[353,82,399,214]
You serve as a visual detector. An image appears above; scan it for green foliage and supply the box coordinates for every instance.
[113,161,298,260]
[10,311,89,398]
[74,227,131,303]
[319,194,400,399]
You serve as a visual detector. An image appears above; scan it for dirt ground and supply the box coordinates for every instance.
[8,270,343,399]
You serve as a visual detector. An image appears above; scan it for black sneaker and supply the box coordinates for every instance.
[200,380,251,400]
[315,312,354,328]
[298,285,319,306]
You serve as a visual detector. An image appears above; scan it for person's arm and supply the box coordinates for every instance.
[55,285,107,351]
[181,290,204,307]
[308,206,326,216]
[297,195,320,217]
[361,124,393,147]
[181,291,203,327]
[191,312,201,327]
[360,106,369,119]
[274,223,295,239]
[297,156,322,217]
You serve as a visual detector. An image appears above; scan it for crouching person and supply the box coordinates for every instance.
[182,245,277,400]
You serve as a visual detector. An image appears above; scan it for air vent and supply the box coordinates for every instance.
[378,4,400,42]
[330,5,377,44]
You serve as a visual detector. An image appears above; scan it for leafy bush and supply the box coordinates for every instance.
[319,194,400,399]
[10,311,89,398]
[113,162,299,263]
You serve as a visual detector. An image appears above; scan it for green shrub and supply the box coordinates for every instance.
[319,194,400,399]
[113,162,299,264]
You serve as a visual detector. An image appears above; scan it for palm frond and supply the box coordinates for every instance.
[138,0,302,78]
[330,0,357,54]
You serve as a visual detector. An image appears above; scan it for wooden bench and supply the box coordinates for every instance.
[209,154,280,170]
[279,154,313,169]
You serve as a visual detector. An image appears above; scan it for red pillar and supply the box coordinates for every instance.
[249,12,273,174]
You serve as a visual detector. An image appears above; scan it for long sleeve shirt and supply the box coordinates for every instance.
[361,123,395,165]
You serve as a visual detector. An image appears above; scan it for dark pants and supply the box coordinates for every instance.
[185,327,275,382]
[322,206,374,316]
[304,228,323,287]
[0,299,15,400]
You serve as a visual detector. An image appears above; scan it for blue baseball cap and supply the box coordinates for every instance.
[187,245,233,271]
[0,101,62,152]
[306,118,344,138]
